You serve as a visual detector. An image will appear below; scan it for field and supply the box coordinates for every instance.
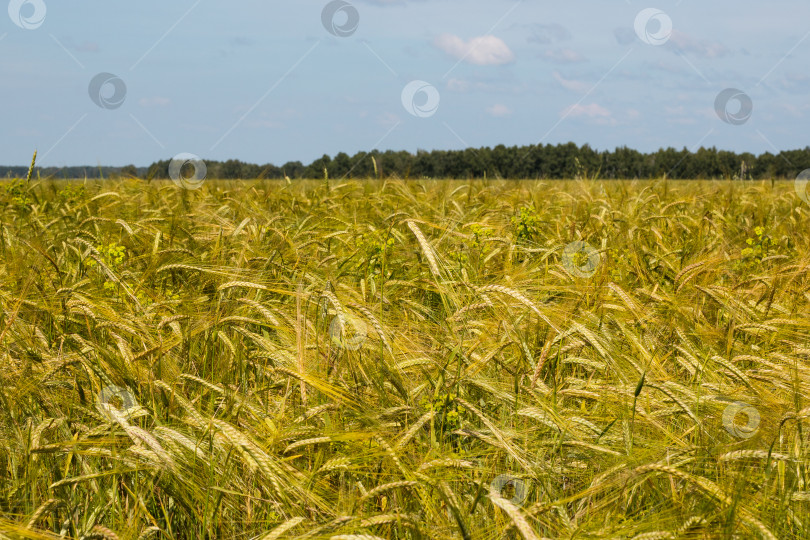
[1,176,809,539]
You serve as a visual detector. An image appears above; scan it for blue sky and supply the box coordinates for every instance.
[2,0,809,167]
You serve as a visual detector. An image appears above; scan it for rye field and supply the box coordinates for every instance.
[1,176,810,539]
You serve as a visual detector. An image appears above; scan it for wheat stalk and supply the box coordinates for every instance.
[406,220,440,277]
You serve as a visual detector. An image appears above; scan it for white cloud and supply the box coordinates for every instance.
[487,104,512,117]
[446,78,470,92]
[58,37,99,53]
[666,30,729,58]
[434,34,515,66]
[247,108,298,129]
[783,103,810,117]
[563,103,610,118]
[612,26,728,58]
[552,71,588,93]
[778,72,810,94]
[562,103,615,125]
[376,111,400,127]
[544,48,586,64]
[445,77,522,94]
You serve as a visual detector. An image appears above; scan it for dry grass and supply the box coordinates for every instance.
[0,176,809,539]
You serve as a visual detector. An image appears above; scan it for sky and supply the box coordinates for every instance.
[1,0,809,167]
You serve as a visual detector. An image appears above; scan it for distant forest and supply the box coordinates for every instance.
[3,142,810,180]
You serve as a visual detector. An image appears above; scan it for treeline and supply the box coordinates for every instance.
[0,164,148,180]
[4,143,810,180]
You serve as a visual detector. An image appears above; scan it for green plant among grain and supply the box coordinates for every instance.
[0,174,809,539]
